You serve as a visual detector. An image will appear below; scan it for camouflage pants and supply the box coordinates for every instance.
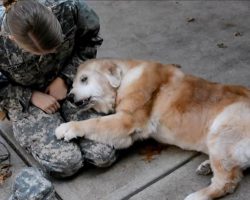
[2,98,117,178]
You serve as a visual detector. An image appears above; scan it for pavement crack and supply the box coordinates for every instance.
[121,153,200,200]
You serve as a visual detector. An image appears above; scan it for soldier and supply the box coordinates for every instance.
[0,0,117,178]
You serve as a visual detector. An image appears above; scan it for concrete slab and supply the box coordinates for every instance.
[0,122,197,200]
[89,0,250,86]
[130,155,210,200]
[130,155,250,200]
[0,133,27,200]
[53,144,197,200]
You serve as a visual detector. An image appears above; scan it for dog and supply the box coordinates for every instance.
[55,58,250,200]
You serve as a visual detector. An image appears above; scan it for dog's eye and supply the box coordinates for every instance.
[81,76,88,83]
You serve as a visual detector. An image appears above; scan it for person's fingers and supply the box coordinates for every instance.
[42,96,60,114]
[45,108,53,114]
[55,101,61,109]
[50,98,60,111]
[50,104,58,113]
[50,103,58,113]
[44,102,55,114]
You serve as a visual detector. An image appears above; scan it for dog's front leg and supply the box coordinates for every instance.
[55,112,135,148]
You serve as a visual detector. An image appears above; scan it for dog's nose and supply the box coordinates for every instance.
[67,93,75,103]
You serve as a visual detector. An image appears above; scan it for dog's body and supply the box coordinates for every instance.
[56,59,250,200]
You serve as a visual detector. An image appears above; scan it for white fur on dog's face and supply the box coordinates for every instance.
[69,62,119,114]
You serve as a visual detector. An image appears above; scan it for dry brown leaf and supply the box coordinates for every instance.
[234,32,243,37]
[187,17,195,23]
[0,111,6,121]
[0,171,12,184]
[217,43,227,48]
[0,164,12,185]
[139,142,168,163]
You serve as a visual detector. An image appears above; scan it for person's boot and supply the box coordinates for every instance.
[79,139,118,167]
[9,167,56,200]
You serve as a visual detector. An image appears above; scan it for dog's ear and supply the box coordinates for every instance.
[104,64,122,88]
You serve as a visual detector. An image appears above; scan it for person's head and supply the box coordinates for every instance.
[2,0,64,55]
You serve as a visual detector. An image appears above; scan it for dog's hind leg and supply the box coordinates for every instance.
[185,154,242,200]
[185,140,242,200]
[196,160,212,176]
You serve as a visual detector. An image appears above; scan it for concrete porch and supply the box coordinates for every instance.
[1,1,250,199]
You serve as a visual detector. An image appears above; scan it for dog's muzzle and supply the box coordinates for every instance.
[67,94,92,107]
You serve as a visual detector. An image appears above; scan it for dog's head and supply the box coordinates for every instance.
[68,59,122,114]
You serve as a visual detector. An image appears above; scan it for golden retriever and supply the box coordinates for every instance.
[56,58,250,200]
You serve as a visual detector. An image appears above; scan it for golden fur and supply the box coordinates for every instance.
[56,59,250,200]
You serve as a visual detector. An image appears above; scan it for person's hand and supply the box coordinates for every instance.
[45,77,68,101]
[31,91,60,114]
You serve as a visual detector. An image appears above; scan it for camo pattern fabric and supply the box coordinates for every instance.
[0,0,117,178]
[0,0,103,110]
[9,167,56,200]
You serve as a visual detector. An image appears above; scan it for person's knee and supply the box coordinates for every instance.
[12,107,84,178]
[89,152,117,168]
[79,139,118,168]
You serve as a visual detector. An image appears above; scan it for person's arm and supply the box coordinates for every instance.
[0,72,60,114]
[59,1,103,86]
[0,6,33,112]
[0,82,60,114]
[0,76,33,112]
[0,7,59,114]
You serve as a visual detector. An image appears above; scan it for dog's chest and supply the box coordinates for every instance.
[131,118,159,141]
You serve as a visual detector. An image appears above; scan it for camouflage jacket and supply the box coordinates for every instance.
[0,0,103,111]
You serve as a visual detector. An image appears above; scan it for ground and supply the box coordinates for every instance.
[1,1,250,199]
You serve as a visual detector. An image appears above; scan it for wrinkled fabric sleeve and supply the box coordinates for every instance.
[0,6,32,112]
[0,71,33,112]
[59,0,103,86]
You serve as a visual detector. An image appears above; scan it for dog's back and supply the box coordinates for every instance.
[148,74,250,152]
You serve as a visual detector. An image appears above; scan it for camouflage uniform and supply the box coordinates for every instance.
[9,167,56,200]
[0,0,117,178]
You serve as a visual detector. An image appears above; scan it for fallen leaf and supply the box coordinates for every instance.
[234,32,243,37]
[139,142,168,163]
[217,43,227,48]
[0,111,6,121]
[0,170,12,184]
[187,17,195,23]
[224,23,236,28]
[0,164,12,185]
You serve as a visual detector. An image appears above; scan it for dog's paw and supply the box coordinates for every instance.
[185,192,211,200]
[55,122,79,141]
[196,160,212,176]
